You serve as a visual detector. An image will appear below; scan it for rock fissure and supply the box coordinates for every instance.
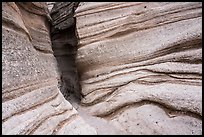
[48,2,202,135]
[50,2,82,100]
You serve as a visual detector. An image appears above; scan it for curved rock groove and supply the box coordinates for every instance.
[2,92,59,123]
[20,109,69,135]
[51,114,79,135]
[92,100,202,120]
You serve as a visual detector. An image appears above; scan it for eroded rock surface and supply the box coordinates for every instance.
[50,2,81,99]
[2,2,96,135]
[75,2,202,135]
[2,2,202,135]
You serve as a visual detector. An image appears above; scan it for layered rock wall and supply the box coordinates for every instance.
[2,2,96,135]
[75,2,202,134]
[2,2,202,135]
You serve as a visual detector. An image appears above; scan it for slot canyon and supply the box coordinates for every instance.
[2,2,202,135]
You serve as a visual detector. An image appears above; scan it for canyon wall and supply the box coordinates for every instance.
[75,2,202,135]
[2,2,202,135]
[2,2,96,135]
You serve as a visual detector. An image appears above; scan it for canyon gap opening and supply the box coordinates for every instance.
[49,2,81,100]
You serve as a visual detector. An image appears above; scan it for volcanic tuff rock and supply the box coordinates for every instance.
[2,2,96,135]
[50,2,81,99]
[2,2,202,135]
[75,2,202,134]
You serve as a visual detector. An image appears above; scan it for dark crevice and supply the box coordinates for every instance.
[50,2,82,100]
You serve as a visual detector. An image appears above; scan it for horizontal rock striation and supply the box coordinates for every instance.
[2,2,96,135]
[75,2,202,135]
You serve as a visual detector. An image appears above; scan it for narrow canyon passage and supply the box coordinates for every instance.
[2,2,202,135]
[48,2,202,135]
[49,3,123,134]
[50,2,81,100]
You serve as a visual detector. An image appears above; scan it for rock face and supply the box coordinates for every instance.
[2,2,96,135]
[75,2,202,135]
[50,2,81,99]
[2,2,202,135]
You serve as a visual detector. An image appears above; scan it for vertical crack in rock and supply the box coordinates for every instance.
[50,2,81,100]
